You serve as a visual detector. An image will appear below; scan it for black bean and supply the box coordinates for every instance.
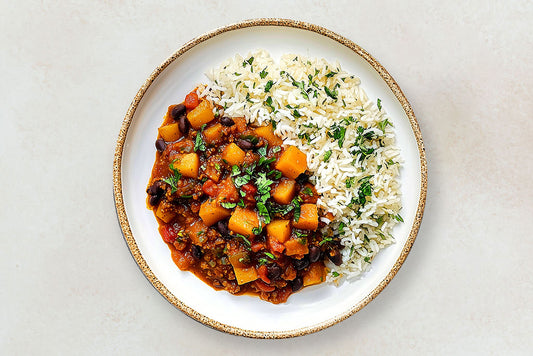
[296,173,310,185]
[146,181,163,196]
[191,245,203,260]
[236,139,254,150]
[293,257,309,271]
[155,138,166,152]
[178,115,190,136]
[215,220,229,236]
[308,245,320,263]
[291,277,303,292]
[171,104,186,119]
[328,249,343,266]
[149,194,161,206]
[220,116,235,127]
[267,264,281,280]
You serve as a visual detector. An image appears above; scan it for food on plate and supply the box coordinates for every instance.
[147,50,402,303]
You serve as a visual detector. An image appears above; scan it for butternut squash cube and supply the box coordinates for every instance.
[158,122,182,142]
[221,143,246,166]
[228,207,260,237]
[293,204,319,230]
[203,123,223,145]
[228,252,251,269]
[275,145,308,179]
[266,220,291,243]
[254,124,283,146]
[271,179,296,205]
[155,202,176,223]
[185,219,208,246]
[187,99,215,129]
[172,153,199,179]
[233,266,258,285]
[199,199,231,226]
[284,238,309,256]
[303,262,326,286]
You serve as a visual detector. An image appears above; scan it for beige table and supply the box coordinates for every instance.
[2,1,531,354]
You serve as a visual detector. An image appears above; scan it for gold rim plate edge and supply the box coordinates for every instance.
[112,18,427,339]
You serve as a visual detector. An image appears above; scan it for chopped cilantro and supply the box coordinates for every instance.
[264,80,274,92]
[231,165,241,176]
[162,159,182,193]
[377,98,382,111]
[393,214,404,222]
[264,96,275,111]
[221,202,237,209]
[259,67,268,79]
[193,124,207,152]
[291,196,303,222]
[302,187,313,196]
[323,150,332,162]
[324,86,338,100]
[264,252,276,260]
[236,233,251,246]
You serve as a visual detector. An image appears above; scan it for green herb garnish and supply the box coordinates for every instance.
[323,150,332,162]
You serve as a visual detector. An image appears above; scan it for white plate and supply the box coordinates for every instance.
[113,19,427,338]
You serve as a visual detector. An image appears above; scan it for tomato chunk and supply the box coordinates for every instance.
[184,91,199,109]
[202,179,218,197]
[159,224,177,243]
[254,279,275,292]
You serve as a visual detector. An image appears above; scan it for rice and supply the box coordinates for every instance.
[198,49,402,282]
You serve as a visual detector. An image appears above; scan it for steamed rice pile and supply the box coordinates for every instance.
[199,50,402,282]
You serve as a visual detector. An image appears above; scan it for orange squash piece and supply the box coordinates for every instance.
[155,202,176,223]
[233,266,258,285]
[199,199,231,226]
[221,143,246,166]
[228,207,260,237]
[203,123,223,145]
[275,145,308,179]
[172,153,199,179]
[271,179,296,205]
[187,99,215,129]
[254,124,283,146]
[293,204,319,231]
[266,220,291,243]
[185,219,209,245]
[303,262,326,286]
[158,122,182,142]
[284,238,309,256]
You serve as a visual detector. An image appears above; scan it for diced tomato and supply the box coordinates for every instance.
[254,279,275,292]
[184,92,199,109]
[267,235,285,254]
[202,179,218,197]
[241,183,257,202]
[251,241,266,253]
[257,265,271,284]
[159,224,177,243]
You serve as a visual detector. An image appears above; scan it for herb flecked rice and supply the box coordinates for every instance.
[199,49,403,282]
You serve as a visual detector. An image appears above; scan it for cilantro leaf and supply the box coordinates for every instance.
[324,86,338,100]
[264,80,274,92]
[323,150,332,162]
[194,124,207,152]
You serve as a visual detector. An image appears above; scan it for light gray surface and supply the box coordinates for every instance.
[1,1,531,354]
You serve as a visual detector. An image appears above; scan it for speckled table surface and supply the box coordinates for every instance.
[2,1,532,355]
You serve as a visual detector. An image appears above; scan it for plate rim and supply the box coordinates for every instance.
[112,18,427,339]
